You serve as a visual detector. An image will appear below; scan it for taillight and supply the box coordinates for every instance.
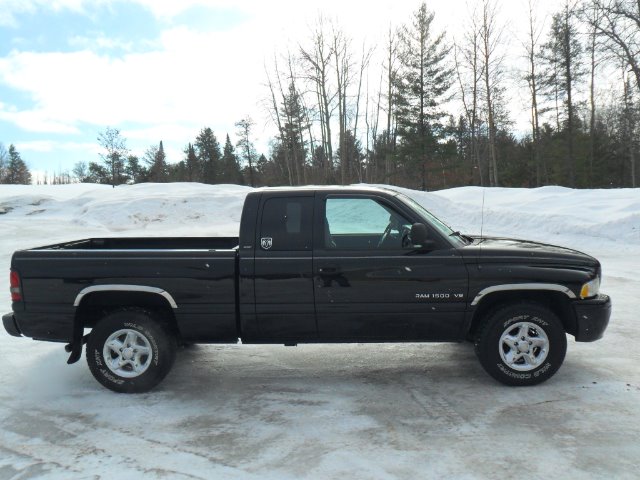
[10,270,22,302]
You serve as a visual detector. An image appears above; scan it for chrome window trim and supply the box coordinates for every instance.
[28,249,237,253]
[471,283,576,306]
[73,285,178,309]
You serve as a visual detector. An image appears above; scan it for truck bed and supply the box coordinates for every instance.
[11,237,240,344]
[33,237,240,250]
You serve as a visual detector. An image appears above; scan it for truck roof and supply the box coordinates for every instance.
[252,185,401,195]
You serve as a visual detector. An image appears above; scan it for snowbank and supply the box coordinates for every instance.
[1,182,637,249]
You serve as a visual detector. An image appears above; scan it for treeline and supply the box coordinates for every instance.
[5,0,640,190]
[73,125,249,186]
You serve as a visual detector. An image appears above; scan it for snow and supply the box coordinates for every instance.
[0,183,639,479]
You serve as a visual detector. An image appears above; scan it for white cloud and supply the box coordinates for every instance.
[1,28,257,120]
[0,107,80,134]
[67,34,137,52]
[0,22,281,146]
[122,124,199,144]
[0,1,417,140]
[15,140,100,153]
[0,0,94,27]
[131,0,238,19]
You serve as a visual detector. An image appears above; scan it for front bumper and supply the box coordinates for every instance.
[573,294,611,342]
[3,312,23,337]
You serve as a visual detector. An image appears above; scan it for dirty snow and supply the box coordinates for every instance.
[0,183,639,479]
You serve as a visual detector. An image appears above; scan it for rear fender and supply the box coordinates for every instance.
[66,286,178,364]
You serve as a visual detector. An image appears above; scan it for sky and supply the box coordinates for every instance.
[0,0,560,178]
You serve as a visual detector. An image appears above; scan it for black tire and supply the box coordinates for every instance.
[86,309,176,393]
[474,302,567,386]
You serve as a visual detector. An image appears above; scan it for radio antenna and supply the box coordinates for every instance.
[479,188,486,261]
[480,189,486,239]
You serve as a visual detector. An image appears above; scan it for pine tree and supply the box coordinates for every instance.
[335,131,364,182]
[310,145,330,184]
[0,142,7,182]
[220,134,243,184]
[184,143,199,182]
[126,155,147,183]
[167,160,187,182]
[146,140,168,182]
[5,145,31,184]
[394,2,453,190]
[255,153,272,185]
[87,162,111,184]
[279,82,308,185]
[540,4,583,187]
[195,128,222,184]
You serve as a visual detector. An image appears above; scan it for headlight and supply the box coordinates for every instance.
[580,277,600,299]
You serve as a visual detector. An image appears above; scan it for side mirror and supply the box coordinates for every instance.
[410,223,436,250]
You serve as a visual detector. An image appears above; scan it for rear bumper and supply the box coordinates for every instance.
[3,313,23,337]
[573,294,611,342]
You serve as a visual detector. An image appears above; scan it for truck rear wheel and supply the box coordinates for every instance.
[86,309,176,393]
[474,302,567,386]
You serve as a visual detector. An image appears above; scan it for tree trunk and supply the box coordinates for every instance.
[589,20,597,187]
[563,8,576,188]
[419,20,428,190]
[385,30,395,184]
[527,0,542,187]
[482,1,499,187]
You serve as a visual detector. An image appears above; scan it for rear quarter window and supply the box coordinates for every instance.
[259,197,313,251]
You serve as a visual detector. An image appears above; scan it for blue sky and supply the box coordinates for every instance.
[0,0,552,181]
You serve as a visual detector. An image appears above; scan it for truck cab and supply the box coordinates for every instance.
[239,187,469,343]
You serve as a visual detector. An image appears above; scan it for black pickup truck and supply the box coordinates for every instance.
[3,186,611,392]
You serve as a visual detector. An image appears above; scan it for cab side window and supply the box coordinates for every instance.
[324,197,411,250]
[260,197,313,251]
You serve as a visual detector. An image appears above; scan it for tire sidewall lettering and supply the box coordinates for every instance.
[497,363,532,379]
[534,362,552,378]
[94,348,103,367]
[100,367,125,385]
[503,314,548,329]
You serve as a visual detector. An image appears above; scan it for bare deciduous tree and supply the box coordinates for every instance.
[587,0,640,96]
[235,117,256,187]
[524,0,546,186]
[300,17,335,181]
[479,0,506,187]
[455,4,483,185]
[97,127,128,187]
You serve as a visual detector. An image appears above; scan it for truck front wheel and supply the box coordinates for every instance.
[86,309,176,393]
[474,302,567,386]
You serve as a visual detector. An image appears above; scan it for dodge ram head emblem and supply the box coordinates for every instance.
[260,237,273,250]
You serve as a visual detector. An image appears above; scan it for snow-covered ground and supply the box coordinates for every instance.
[0,183,638,479]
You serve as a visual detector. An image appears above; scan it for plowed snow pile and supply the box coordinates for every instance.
[0,183,638,479]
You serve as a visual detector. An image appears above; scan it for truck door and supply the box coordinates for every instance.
[313,193,468,341]
[253,194,317,340]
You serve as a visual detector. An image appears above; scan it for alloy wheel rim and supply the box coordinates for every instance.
[498,321,549,372]
[103,329,152,378]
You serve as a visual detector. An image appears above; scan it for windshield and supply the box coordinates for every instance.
[395,193,467,246]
